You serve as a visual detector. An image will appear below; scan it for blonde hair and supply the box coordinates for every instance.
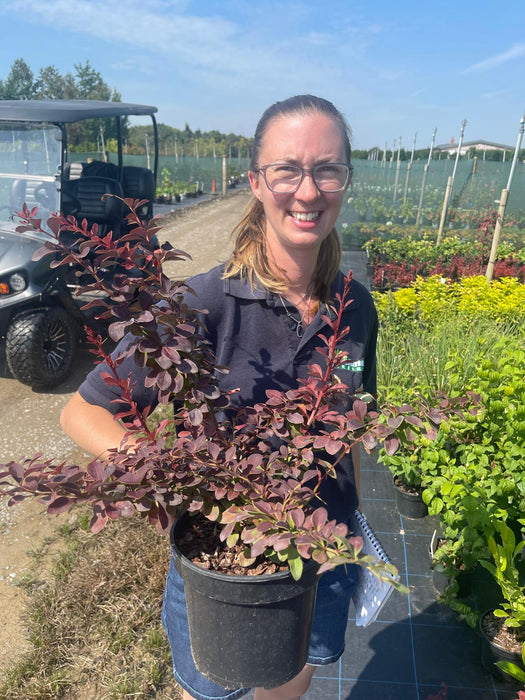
[223,95,349,300]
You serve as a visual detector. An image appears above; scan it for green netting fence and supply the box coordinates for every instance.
[68,153,525,249]
[70,153,251,194]
[337,157,525,243]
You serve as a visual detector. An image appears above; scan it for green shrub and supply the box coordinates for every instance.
[379,326,525,623]
[374,276,525,326]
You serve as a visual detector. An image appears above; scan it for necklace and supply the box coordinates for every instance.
[278,294,310,338]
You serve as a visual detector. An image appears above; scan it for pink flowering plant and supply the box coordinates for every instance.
[0,198,479,582]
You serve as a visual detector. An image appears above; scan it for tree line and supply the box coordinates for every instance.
[353,146,525,162]
[4,60,519,163]
[0,59,253,159]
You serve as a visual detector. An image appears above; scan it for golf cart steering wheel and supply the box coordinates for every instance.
[34,183,56,209]
[60,182,82,217]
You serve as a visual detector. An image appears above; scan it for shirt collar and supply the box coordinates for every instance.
[223,274,278,305]
[223,269,362,311]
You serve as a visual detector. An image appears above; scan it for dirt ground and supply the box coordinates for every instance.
[0,188,253,674]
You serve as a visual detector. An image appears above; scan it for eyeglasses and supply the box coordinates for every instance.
[256,162,352,194]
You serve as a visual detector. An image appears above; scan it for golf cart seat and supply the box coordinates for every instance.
[63,159,121,182]
[62,161,86,180]
[122,166,155,221]
[60,175,125,255]
[62,175,124,224]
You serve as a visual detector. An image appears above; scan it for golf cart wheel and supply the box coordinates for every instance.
[6,307,78,388]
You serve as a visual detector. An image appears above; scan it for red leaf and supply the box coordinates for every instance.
[387,416,404,429]
[311,508,328,528]
[362,432,378,451]
[384,437,400,455]
[47,496,73,514]
[90,509,108,533]
[353,399,368,421]
[8,463,25,482]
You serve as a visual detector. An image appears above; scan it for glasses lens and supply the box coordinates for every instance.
[264,164,302,192]
[313,164,350,192]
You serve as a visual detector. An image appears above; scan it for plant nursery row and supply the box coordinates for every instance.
[361,208,525,682]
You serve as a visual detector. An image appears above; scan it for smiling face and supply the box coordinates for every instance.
[248,111,350,264]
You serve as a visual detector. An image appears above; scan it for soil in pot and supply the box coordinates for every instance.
[172,513,319,689]
[393,478,428,519]
[480,610,525,682]
[175,513,289,576]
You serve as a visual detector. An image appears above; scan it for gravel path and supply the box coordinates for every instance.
[0,187,253,672]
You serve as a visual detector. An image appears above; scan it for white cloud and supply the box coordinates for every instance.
[480,89,509,100]
[463,43,525,73]
[3,0,352,93]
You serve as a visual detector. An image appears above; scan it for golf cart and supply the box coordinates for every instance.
[0,100,159,388]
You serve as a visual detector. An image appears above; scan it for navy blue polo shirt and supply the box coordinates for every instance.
[79,264,378,520]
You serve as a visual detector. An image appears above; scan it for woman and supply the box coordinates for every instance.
[61,95,378,700]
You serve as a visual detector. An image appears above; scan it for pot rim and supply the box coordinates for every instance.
[479,608,525,655]
[170,516,319,584]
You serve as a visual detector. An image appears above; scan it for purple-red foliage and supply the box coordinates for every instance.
[0,200,480,579]
[372,211,523,290]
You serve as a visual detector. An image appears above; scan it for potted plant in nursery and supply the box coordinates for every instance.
[378,432,435,518]
[0,201,477,689]
[479,521,525,681]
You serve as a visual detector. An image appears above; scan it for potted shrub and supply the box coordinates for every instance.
[0,201,477,687]
[377,436,430,519]
[479,521,525,681]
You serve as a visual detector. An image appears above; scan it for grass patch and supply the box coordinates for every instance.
[0,510,181,699]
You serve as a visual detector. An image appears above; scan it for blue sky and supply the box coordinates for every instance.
[0,0,524,150]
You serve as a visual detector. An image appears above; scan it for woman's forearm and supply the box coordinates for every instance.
[60,391,133,458]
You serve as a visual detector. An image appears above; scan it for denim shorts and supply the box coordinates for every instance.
[161,551,358,700]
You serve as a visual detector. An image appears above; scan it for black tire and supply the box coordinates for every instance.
[6,307,79,388]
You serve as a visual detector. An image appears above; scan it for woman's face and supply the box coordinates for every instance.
[248,111,349,260]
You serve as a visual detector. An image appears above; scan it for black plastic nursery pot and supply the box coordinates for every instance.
[428,531,451,595]
[393,479,428,519]
[479,610,525,682]
[171,516,319,689]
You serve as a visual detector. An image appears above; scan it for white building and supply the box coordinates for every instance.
[434,139,512,157]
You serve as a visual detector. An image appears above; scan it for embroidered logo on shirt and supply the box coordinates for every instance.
[340,360,364,372]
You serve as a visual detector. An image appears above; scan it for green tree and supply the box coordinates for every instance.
[0,59,124,151]
[74,60,113,100]
[34,65,67,99]
[0,58,36,99]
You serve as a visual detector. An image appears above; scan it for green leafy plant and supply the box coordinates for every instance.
[375,292,525,628]
[480,522,525,633]
[495,643,525,685]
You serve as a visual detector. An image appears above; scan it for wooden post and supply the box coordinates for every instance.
[436,176,453,245]
[485,189,508,282]
[222,154,227,196]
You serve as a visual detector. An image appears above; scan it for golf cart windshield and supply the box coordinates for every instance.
[0,122,62,236]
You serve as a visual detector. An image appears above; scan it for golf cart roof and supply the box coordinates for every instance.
[0,100,158,123]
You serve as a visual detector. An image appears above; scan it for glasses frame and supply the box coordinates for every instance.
[256,162,353,194]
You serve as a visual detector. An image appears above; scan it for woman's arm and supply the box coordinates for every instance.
[60,391,137,458]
